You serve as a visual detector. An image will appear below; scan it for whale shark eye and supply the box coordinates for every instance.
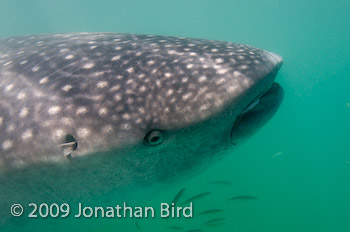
[144,130,163,146]
[58,134,78,158]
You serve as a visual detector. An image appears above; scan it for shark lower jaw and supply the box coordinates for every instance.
[230,82,284,145]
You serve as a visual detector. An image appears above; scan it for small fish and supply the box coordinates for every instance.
[197,209,224,215]
[172,188,186,205]
[181,192,211,205]
[203,218,225,225]
[230,196,259,200]
[271,152,283,158]
[185,230,203,232]
[135,221,141,231]
[168,226,184,230]
[208,180,233,186]
[345,161,350,164]
[346,102,350,108]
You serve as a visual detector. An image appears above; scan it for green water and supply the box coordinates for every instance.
[1,0,349,231]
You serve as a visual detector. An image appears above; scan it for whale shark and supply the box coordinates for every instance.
[0,33,283,228]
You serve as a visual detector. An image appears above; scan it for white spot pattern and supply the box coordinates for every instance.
[0,32,279,164]
[48,106,61,115]
[82,62,95,69]
[2,140,13,150]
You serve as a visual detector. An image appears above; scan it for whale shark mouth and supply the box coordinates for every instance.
[230,82,284,145]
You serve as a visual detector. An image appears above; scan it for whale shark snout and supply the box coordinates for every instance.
[0,33,284,228]
[229,51,284,145]
[265,51,284,71]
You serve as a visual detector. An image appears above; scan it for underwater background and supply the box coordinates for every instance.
[0,0,349,231]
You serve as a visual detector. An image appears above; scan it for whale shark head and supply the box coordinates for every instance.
[0,33,283,219]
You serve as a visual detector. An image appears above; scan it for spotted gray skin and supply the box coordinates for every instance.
[0,33,283,227]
